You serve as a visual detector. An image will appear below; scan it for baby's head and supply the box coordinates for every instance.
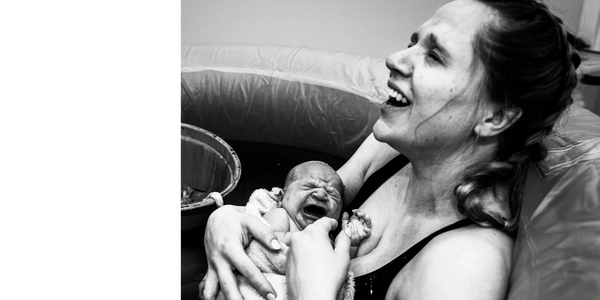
[280,161,344,230]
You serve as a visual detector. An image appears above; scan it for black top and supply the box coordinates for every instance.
[344,155,411,213]
[344,155,474,299]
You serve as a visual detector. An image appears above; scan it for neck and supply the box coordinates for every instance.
[401,140,498,218]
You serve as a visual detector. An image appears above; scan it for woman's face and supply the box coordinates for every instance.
[373,0,493,158]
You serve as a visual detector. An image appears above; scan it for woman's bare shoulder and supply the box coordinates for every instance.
[388,225,513,300]
[427,225,513,267]
[337,133,399,204]
[429,224,514,253]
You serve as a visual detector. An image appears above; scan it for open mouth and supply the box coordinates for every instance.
[385,89,411,108]
[303,205,327,219]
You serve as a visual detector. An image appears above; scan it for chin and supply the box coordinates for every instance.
[373,119,395,143]
[373,120,418,154]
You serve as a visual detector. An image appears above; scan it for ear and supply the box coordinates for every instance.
[474,107,522,137]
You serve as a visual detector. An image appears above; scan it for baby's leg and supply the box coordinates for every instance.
[341,209,372,247]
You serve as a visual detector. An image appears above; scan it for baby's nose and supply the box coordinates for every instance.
[311,189,328,202]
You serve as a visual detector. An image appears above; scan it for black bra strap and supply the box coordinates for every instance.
[345,154,410,213]
[399,218,474,260]
[352,218,474,300]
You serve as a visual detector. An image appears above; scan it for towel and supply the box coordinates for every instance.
[244,187,283,221]
[215,188,355,300]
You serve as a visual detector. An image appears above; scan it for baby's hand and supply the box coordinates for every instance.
[342,209,372,247]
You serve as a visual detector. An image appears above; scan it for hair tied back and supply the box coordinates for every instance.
[571,52,581,70]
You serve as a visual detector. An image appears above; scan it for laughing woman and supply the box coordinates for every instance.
[200,0,582,299]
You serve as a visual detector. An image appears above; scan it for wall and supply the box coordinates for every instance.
[574,0,600,115]
[181,0,446,58]
[181,0,587,58]
[545,0,584,32]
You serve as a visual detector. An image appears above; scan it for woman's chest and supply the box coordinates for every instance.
[348,174,414,274]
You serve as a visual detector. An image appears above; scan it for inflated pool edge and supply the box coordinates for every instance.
[181,45,389,159]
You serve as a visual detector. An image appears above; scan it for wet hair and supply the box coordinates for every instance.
[454,0,584,233]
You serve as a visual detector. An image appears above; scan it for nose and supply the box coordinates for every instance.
[385,48,413,78]
[311,189,328,202]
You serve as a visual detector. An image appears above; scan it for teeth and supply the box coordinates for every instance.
[388,89,410,106]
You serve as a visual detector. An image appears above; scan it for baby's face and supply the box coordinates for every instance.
[281,165,343,230]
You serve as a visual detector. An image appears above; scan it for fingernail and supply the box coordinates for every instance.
[266,293,276,300]
[345,226,353,237]
[270,239,281,250]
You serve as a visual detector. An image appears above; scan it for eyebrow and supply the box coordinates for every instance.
[410,32,418,43]
[411,32,450,58]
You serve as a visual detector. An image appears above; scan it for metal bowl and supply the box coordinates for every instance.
[181,124,241,231]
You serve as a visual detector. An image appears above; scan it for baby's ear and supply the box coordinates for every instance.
[474,107,522,137]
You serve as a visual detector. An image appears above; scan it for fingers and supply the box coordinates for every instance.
[200,267,220,300]
[244,214,282,251]
[215,260,244,300]
[311,217,339,233]
[351,209,366,219]
[363,226,372,239]
[363,213,372,229]
[229,250,276,300]
[286,218,349,300]
[350,209,371,229]
[344,221,355,238]
[346,209,372,245]
[202,205,278,299]
[341,212,349,231]
[334,227,351,261]
[222,215,278,298]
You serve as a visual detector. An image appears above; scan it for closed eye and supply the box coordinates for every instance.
[427,49,443,64]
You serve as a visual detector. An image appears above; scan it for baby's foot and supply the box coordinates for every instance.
[342,209,372,246]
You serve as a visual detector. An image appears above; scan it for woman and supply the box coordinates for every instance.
[200,0,581,299]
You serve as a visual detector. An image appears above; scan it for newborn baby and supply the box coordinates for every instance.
[263,160,371,253]
[218,161,371,300]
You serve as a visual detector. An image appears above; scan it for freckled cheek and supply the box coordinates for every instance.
[415,72,455,94]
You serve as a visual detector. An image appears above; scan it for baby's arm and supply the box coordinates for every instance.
[342,209,372,258]
[262,207,294,245]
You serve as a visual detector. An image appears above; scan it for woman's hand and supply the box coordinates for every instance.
[286,217,351,300]
[199,205,282,300]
